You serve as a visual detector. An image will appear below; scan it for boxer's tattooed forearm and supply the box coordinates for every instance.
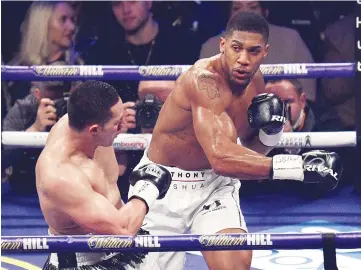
[197,74,220,99]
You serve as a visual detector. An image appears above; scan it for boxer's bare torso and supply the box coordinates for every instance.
[36,116,122,235]
[149,54,266,170]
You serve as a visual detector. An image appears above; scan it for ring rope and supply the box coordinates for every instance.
[1,131,356,150]
[1,62,355,81]
[1,232,361,254]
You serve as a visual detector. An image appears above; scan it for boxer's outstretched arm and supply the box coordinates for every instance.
[190,72,272,180]
[42,166,146,236]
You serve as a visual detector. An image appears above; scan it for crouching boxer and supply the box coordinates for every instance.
[127,12,342,270]
[36,81,171,270]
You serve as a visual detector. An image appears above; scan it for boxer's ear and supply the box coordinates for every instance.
[220,37,226,54]
[89,124,98,134]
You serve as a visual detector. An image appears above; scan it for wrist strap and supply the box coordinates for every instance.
[259,128,284,147]
[272,155,304,181]
[129,180,159,213]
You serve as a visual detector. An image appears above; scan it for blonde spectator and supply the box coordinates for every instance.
[8,1,83,105]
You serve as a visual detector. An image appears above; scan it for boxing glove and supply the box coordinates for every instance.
[302,150,342,191]
[129,164,172,212]
[248,93,287,146]
[271,150,342,191]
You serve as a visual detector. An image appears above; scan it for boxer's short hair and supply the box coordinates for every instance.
[224,11,269,42]
[68,81,120,131]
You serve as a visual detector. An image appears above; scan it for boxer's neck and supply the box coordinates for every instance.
[125,17,158,45]
[67,129,97,159]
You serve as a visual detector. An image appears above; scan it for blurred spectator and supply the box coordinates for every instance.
[7,1,82,106]
[2,81,71,194]
[265,79,343,155]
[320,12,360,193]
[86,1,200,103]
[199,0,317,102]
[321,13,355,130]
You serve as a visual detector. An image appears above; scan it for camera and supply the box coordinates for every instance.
[134,94,163,129]
[53,93,69,120]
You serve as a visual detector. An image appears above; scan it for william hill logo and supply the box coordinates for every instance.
[199,234,273,247]
[88,236,133,250]
[135,236,161,248]
[1,238,49,251]
[139,66,182,77]
[34,66,104,76]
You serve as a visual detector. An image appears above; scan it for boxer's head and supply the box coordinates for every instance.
[68,81,123,147]
[112,1,153,35]
[265,79,306,131]
[220,11,269,90]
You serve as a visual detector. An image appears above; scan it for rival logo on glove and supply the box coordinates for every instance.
[304,165,338,180]
[145,164,163,178]
[271,115,287,123]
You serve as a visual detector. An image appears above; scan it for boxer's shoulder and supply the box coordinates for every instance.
[38,159,96,196]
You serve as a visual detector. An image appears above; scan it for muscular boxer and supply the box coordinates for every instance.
[128,12,342,270]
[36,81,172,270]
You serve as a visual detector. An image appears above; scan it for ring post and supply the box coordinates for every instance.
[322,233,338,270]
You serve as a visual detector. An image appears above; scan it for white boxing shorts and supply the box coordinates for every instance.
[127,147,247,270]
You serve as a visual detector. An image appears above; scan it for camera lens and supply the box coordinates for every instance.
[137,106,158,128]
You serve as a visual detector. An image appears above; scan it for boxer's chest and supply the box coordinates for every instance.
[92,148,120,203]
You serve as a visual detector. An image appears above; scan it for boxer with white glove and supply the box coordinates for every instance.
[129,164,172,213]
[248,93,342,191]
[271,150,342,191]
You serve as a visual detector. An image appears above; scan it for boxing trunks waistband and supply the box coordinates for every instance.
[142,148,215,188]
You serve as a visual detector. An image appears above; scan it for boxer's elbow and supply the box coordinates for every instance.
[99,223,136,236]
[211,158,232,176]
[208,147,231,175]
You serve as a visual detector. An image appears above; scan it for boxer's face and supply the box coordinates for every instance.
[49,2,76,50]
[220,30,268,87]
[95,98,124,147]
[112,1,152,34]
[265,80,306,126]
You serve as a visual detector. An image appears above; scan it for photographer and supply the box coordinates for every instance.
[136,80,174,133]
[2,81,71,194]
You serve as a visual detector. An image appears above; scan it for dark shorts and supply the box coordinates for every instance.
[43,229,149,269]
[42,251,147,270]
